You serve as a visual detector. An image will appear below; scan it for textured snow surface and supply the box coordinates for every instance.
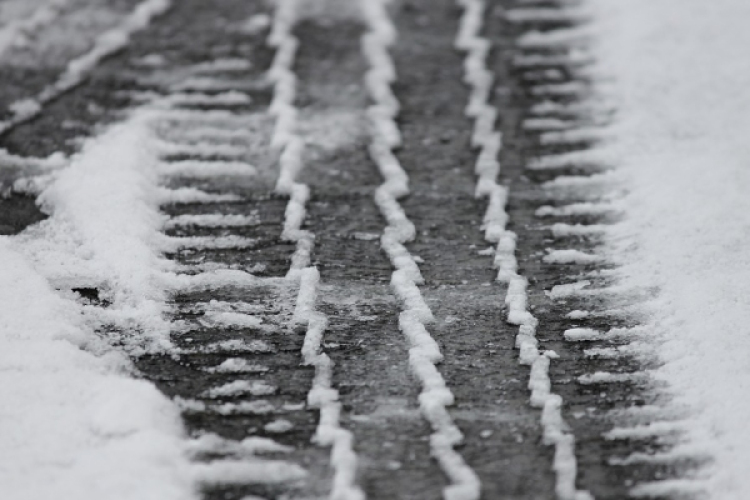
[0,241,195,500]
[591,0,750,497]
[13,110,173,352]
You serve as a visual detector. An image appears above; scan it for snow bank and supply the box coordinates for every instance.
[589,0,750,497]
[0,240,195,500]
[15,110,173,352]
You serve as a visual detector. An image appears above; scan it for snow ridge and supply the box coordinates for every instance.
[0,0,172,135]
[267,3,364,498]
[362,2,480,499]
[268,0,312,277]
[455,2,591,499]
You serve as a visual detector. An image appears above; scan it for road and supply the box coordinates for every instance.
[0,1,689,499]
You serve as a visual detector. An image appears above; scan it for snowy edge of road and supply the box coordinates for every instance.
[0,111,197,500]
[455,2,592,500]
[362,1,481,499]
[584,0,750,498]
[0,0,172,135]
[268,2,365,499]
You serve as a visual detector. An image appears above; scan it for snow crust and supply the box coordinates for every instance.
[587,0,750,496]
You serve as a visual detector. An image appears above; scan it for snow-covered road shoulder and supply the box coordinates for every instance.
[0,110,194,499]
[0,239,195,500]
[589,0,750,498]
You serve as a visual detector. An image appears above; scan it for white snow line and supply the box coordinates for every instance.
[166,91,253,107]
[563,327,645,342]
[191,458,307,486]
[157,160,256,178]
[583,345,643,359]
[539,128,606,146]
[359,2,480,499]
[155,140,248,158]
[202,359,269,374]
[536,202,621,217]
[162,126,251,142]
[177,339,275,355]
[629,479,706,499]
[517,27,591,49]
[186,434,292,457]
[294,268,365,500]
[164,214,259,229]
[528,149,611,171]
[151,108,257,126]
[168,269,266,291]
[267,4,364,499]
[188,58,254,74]
[455,2,591,499]
[268,0,313,278]
[162,235,257,251]
[202,380,277,398]
[157,187,243,205]
[0,0,172,135]
[0,0,71,58]
[577,371,647,385]
[0,148,67,171]
[132,91,254,108]
[524,117,576,131]
[603,422,688,441]
[170,77,264,93]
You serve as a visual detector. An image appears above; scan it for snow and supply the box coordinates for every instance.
[0,0,171,134]
[550,223,607,239]
[204,359,269,374]
[157,160,256,179]
[157,187,242,204]
[586,0,750,496]
[543,249,601,265]
[13,110,173,352]
[266,4,365,498]
[164,213,260,229]
[203,381,277,398]
[191,459,306,486]
[264,419,295,433]
[0,241,195,500]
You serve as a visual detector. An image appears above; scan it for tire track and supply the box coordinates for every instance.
[294,11,443,500]
[361,1,481,499]
[498,1,687,498]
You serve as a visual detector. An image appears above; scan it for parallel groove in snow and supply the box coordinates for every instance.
[455,2,591,499]
[362,2,480,499]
